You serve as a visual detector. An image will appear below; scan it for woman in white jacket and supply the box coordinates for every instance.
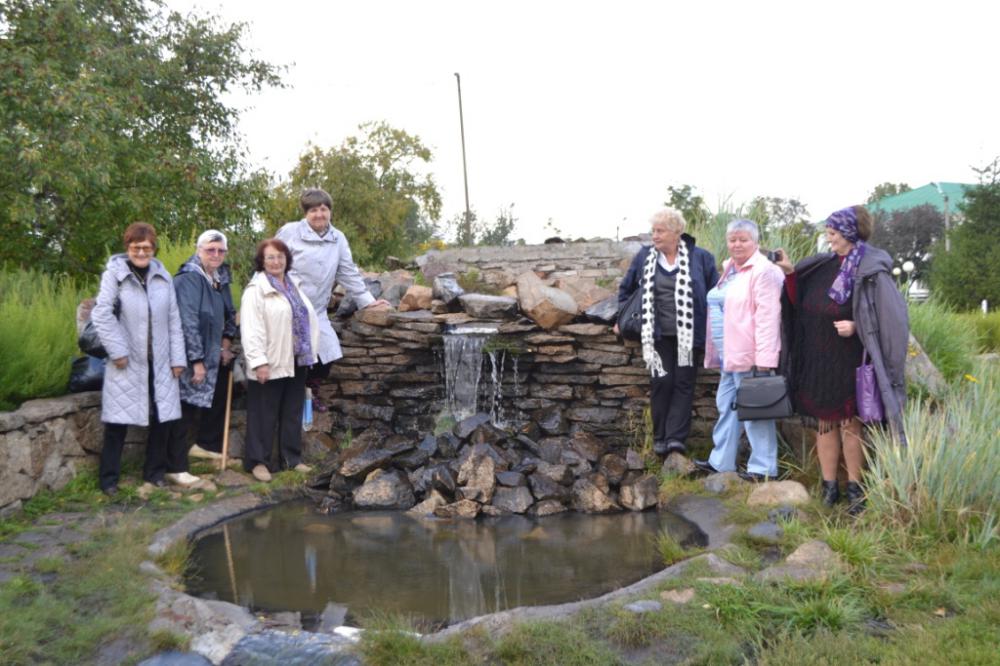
[240,238,320,482]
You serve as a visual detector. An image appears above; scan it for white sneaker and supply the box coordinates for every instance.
[252,464,272,482]
[293,463,312,474]
[189,444,223,460]
[165,472,201,487]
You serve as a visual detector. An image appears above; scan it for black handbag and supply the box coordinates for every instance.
[732,367,793,421]
[616,288,643,341]
[77,297,120,359]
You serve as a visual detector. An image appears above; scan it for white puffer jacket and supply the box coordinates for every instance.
[240,271,320,380]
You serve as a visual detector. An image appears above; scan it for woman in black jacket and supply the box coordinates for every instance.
[616,208,719,458]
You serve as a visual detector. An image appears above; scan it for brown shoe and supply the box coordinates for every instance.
[252,464,272,482]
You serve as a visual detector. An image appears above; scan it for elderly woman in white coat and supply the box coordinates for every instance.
[276,188,389,402]
[240,238,320,482]
[92,222,187,496]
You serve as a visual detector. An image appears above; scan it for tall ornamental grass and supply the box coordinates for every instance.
[908,300,978,382]
[957,310,1000,353]
[0,268,94,411]
[865,361,1000,547]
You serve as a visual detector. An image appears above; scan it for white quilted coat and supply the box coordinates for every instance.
[92,254,186,425]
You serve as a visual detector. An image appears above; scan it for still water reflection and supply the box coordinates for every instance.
[185,502,706,627]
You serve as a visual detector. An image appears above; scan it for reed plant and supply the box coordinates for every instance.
[957,310,1000,353]
[865,361,1000,546]
[0,267,94,410]
[687,201,819,266]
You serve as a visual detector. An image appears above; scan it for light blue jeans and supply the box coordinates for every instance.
[708,370,779,477]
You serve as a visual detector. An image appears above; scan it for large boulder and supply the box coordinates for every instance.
[584,295,619,324]
[491,486,534,514]
[399,285,433,312]
[456,446,498,503]
[432,272,465,305]
[571,476,620,513]
[458,294,518,319]
[516,271,577,330]
[352,469,415,509]
[746,481,810,507]
[553,277,614,311]
[434,499,481,519]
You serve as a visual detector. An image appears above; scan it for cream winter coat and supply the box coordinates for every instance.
[240,271,320,380]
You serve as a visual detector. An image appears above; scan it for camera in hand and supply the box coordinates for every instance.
[765,249,783,263]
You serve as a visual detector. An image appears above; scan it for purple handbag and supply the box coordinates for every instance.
[856,349,884,423]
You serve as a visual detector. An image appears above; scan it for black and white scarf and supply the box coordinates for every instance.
[640,242,694,377]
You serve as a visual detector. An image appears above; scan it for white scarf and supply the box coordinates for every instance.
[640,242,695,377]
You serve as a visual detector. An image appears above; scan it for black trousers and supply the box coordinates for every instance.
[650,338,704,445]
[99,409,186,490]
[181,363,231,454]
[306,360,333,383]
[244,365,307,472]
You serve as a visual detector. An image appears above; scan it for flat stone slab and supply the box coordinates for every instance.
[221,630,360,666]
[148,493,271,558]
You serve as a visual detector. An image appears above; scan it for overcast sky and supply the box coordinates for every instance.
[169,0,1000,243]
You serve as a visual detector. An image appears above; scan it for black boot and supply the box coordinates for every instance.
[821,480,840,507]
[846,481,866,515]
[652,439,669,456]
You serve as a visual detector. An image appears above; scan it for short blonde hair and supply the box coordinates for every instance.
[650,207,685,234]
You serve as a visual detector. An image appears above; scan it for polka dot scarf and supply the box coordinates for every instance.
[640,242,694,377]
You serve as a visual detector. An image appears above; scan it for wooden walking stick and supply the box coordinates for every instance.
[220,367,235,472]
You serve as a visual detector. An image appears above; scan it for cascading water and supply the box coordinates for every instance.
[442,325,498,420]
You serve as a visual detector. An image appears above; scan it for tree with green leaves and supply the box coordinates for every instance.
[866,182,912,204]
[930,158,1000,310]
[0,0,281,274]
[664,184,710,228]
[746,196,810,232]
[870,204,944,280]
[268,121,442,267]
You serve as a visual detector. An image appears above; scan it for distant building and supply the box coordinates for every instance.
[867,182,973,220]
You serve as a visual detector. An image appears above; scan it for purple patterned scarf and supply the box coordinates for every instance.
[826,207,867,305]
[266,273,315,366]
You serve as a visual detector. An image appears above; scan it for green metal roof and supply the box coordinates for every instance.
[867,182,972,216]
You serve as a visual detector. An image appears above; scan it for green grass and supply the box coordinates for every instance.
[958,310,1000,353]
[0,267,95,410]
[908,299,979,382]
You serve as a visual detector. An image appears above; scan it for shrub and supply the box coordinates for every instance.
[865,361,1000,546]
[908,300,978,382]
[0,268,94,410]
[957,311,1000,353]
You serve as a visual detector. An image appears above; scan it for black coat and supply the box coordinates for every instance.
[618,234,719,350]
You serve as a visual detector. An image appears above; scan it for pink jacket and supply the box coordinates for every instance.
[704,251,784,372]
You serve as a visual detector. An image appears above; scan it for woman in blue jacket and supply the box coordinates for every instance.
[616,208,719,457]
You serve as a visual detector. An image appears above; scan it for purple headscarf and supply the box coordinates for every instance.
[826,207,866,305]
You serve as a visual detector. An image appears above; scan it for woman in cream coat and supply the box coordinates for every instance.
[240,238,320,482]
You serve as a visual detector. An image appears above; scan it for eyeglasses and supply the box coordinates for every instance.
[263,255,285,262]
[128,244,154,255]
[202,248,228,255]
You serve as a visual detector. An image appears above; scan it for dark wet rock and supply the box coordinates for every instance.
[335,277,383,317]
[597,453,627,485]
[768,506,798,522]
[457,441,509,471]
[620,474,659,511]
[221,629,359,666]
[430,464,457,494]
[352,469,415,509]
[584,294,619,323]
[534,461,573,486]
[458,294,518,319]
[471,423,506,446]
[747,521,784,544]
[337,447,393,479]
[625,448,645,470]
[454,413,491,440]
[538,438,565,465]
[533,405,567,435]
[623,600,663,614]
[515,420,541,441]
[383,435,416,456]
[496,471,526,487]
[436,432,460,458]
[568,430,607,463]
[434,499,481,519]
[702,472,744,494]
[318,495,348,514]
[491,486,534,514]
[513,460,538,475]
[529,499,568,516]
[559,448,592,477]
[528,473,570,502]
[393,446,432,470]
[407,466,432,495]
[432,272,465,305]
[138,652,213,666]
[571,477,620,513]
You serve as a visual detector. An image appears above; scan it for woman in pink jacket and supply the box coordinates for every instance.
[695,219,785,480]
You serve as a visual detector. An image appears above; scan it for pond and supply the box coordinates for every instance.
[185,501,706,630]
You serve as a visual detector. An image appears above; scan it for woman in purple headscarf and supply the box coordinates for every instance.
[775,206,909,514]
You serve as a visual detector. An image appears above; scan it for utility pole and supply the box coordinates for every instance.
[455,73,472,245]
